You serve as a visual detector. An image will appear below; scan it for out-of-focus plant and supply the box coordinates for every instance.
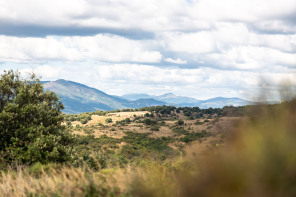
[177,99,296,197]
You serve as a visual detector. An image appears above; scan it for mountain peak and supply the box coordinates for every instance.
[55,79,66,82]
[44,80,166,113]
[161,93,175,97]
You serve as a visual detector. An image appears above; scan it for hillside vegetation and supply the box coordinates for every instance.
[1,70,296,196]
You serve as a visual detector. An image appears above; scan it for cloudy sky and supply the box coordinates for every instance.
[0,0,296,100]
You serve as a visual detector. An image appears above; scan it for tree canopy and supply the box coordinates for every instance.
[0,70,74,167]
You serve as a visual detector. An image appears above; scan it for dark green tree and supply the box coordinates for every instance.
[0,70,74,166]
[177,119,184,125]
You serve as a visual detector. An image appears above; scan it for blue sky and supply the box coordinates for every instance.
[0,0,295,100]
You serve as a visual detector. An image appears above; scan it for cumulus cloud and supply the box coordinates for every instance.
[164,58,187,64]
[0,0,296,99]
[0,34,162,63]
[0,0,295,35]
[162,31,217,54]
[158,22,296,70]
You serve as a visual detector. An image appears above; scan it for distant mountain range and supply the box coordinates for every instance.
[43,80,165,114]
[43,79,254,114]
[121,93,200,104]
[121,93,253,109]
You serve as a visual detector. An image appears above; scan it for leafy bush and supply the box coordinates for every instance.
[0,70,75,167]
[184,111,192,117]
[194,120,203,125]
[172,127,188,135]
[150,125,160,131]
[122,132,176,159]
[177,120,184,125]
[65,113,92,124]
[143,118,157,125]
[105,118,112,123]
[179,130,210,143]
[81,119,88,124]
[125,118,131,123]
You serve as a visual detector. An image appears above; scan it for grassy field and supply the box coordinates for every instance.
[1,102,296,196]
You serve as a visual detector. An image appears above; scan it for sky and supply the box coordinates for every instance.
[0,0,296,100]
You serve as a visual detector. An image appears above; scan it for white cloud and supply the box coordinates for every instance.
[191,0,296,23]
[0,35,162,63]
[0,0,88,26]
[158,22,296,70]
[162,31,217,54]
[164,58,187,64]
[0,36,83,63]
[1,0,295,33]
[70,34,162,63]
[208,45,296,70]
[1,0,296,100]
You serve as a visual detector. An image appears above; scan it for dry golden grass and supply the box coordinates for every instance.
[183,136,218,160]
[72,111,149,127]
[0,166,104,197]
[108,111,149,118]
[150,126,176,138]
[0,162,177,197]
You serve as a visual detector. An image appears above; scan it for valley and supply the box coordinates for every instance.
[62,105,244,168]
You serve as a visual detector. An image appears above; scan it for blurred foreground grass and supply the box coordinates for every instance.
[1,100,296,196]
[177,100,296,197]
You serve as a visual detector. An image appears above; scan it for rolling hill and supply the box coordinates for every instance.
[43,79,165,114]
[43,79,254,114]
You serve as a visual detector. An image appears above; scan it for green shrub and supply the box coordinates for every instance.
[184,111,191,117]
[143,118,157,125]
[105,118,112,123]
[194,120,203,125]
[172,127,188,135]
[150,125,160,131]
[122,132,176,158]
[29,162,44,175]
[179,130,210,143]
[177,119,184,125]
[125,118,131,123]
[81,119,88,124]
[0,70,75,167]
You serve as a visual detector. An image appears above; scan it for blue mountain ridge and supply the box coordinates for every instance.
[42,79,254,114]
[42,79,166,114]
